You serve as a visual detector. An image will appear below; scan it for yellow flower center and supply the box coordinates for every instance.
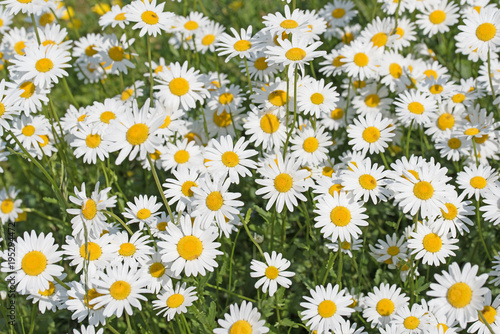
[318,300,337,318]
[329,184,343,196]
[22,251,47,276]
[447,282,472,308]
[441,203,458,220]
[404,316,420,330]
[40,13,55,26]
[452,93,465,103]
[310,93,324,105]
[222,151,239,167]
[229,320,252,334]
[219,93,234,105]
[476,23,497,42]
[274,173,293,193]
[119,242,136,257]
[22,125,35,136]
[422,233,442,252]
[480,305,497,324]
[371,32,388,47]
[14,41,26,56]
[429,84,443,95]
[437,323,449,332]
[285,47,306,61]
[202,34,215,46]
[180,181,197,197]
[353,53,369,67]
[322,167,334,177]
[265,266,279,279]
[184,20,198,30]
[109,280,131,300]
[81,199,97,220]
[213,110,232,128]
[84,288,104,309]
[177,235,203,260]
[331,8,346,18]
[429,10,446,25]
[100,111,115,124]
[173,149,190,164]
[330,108,343,120]
[108,46,125,61]
[121,88,134,101]
[464,127,480,136]
[413,181,434,200]
[447,138,461,149]
[364,94,380,107]
[1,199,14,213]
[362,126,381,143]
[85,134,101,148]
[359,174,377,190]
[260,114,280,133]
[333,55,345,67]
[395,27,405,38]
[330,206,351,227]
[437,113,455,130]
[39,281,56,296]
[470,176,487,189]
[126,123,149,145]
[303,137,319,153]
[206,191,224,211]
[149,262,165,278]
[387,246,400,256]
[389,63,402,78]
[115,13,126,21]
[341,241,351,250]
[169,77,190,96]
[254,57,268,70]
[475,134,489,144]
[376,298,395,316]
[167,293,185,308]
[137,208,151,220]
[280,19,298,29]
[157,221,168,231]
[233,40,252,52]
[141,10,159,25]
[79,242,102,261]
[20,81,36,99]
[408,102,424,115]
[268,90,287,107]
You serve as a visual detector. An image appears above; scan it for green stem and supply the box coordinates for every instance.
[147,155,175,223]
[337,246,343,289]
[478,310,496,334]
[406,119,414,158]
[472,137,479,167]
[380,151,390,169]
[146,35,154,107]
[205,283,257,303]
[28,304,37,334]
[125,313,133,334]
[476,198,492,260]
[103,210,133,235]
[62,76,80,108]
[487,49,497,102]
[239,214,265,258]
[243,58,253,93]
[322,251,338,285]
[53,276,70,290]
[180,313,192,334]
[30,14,41,44]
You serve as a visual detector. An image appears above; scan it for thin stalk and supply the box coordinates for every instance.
[337,246,343,289]
[147,155,175,223]
[406,119,414,158]
[125,313,133,334]
[487,49,497,102]
[476,198,492,260]
[28,304,37,334]
[478,310,496,334]
[239,214,265,258]
[103,210,133,235]
[243,58,253,93]
[472,137,480,167]
[180,313,192,334]
[205,283,257,303]
[62,76,80,108]
[380,151,390,169]
[30,14,41,44]
[322,251,338,285]
[275,294,281,334]
[228,228,241,291]
[146,35,155,107]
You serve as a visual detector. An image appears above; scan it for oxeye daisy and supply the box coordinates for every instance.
[195,21,225,54]
[161,138,203,172]
[1,230,64,294]
[98,33,136,74]
[424,102,464,141]
[362,283,410,327]
[191,175,243,236]
[1,0,44,15]
[319,49,348,77]
[320,0,358,28]
[99,5,129,29]
[326,237,363,258]
[70,123,111,165]
[0,187,22,224]
[262,5,309,36]
[456,164,499,201]
[416,0,460,37]
[255,153,310,213]
[342,158,391,204]
[251,78,295,114]
[91,262,150,318]
[340,40,383,80]
[250,251,295,296]
[158,215,222,277]
[290,125,332,166]
[300,283,354,333]
[27,276,67,314]
[153,281,198,321]
[332,318,367,334]
[469,291,500,334]
[214,301,269,334]
[427,262,489,328]
[204,135,257,184]
[296,78,339,118]
[391,301,434,334]
[481,190,500,226]
[106,99,163,165]
[369,233,408,269]
[394,90,437,127]
[352,83,392,116]
[141,252,177,294]
[408,223,459,266]
[347,112,395,155]
[435,132,472,162]
[13,77,49,116]
[112,230,153,266]
[314,191,368,242]
[9,114,50,154]
[434,192,474,238]
[358,16,398,49]
[123,195,162,230]
[163,167,200,213]
[154,61,209,111]
[125,0,173,37]
[216,26,255,62]
[207,84,243,115]
[241,52,280,82]
[66,182,117,239]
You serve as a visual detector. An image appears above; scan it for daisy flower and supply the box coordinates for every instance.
[340,40,383,80]
[408,223,459,266]
[320,0,358,28]
[332,318,367,334]
[204,135,257,184]
[240,52,280,82]
[158,215,222,277]
[92,262,150,318]
[98,33,136,75]
[207,84,243,115]
[9,114,50,154]
[394,90,437,127]
[191,175,243,236]
[326,238,363,258]
[456,164,499,201]
[154,61,209,111]
[112,230,153,266]
[216,26,255,62]
[70,123,111,164]
[214,301,269,334]
[435,132,472,162]
[481,190,500,226]
[369,233,408,269]
[491,256,500,286]
[163,167,200,213]
[314,191,369,242]
[416,0,460,37]
[362,283,410,327]
[347,112,395,155]
[99,5,129,29]
[161,138,203,172]
[106,99,163,165]
[427,262,489,328]
[195,21,225,54]
[341,158,391,204]
[391,301,434,334]
[351,83,392,116]
[297,78,339,118]
[468,291,500,334]
[300,283,354,333]
[126,0,173,37]
[141,252,177,294]
[1,231,64,294]
[250,251,295,296]
[27,276,67,314]
[435,191,474,237]
[0,187,23,224]
[153,281,198,321]
[123,195,162,230]
[290,125,332,166]
[319,49,348,77]
[66,182,117,239]
[262,5,309,36]
[255,153,310,213]
[244,106,287,151]
[73,325,103,334]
